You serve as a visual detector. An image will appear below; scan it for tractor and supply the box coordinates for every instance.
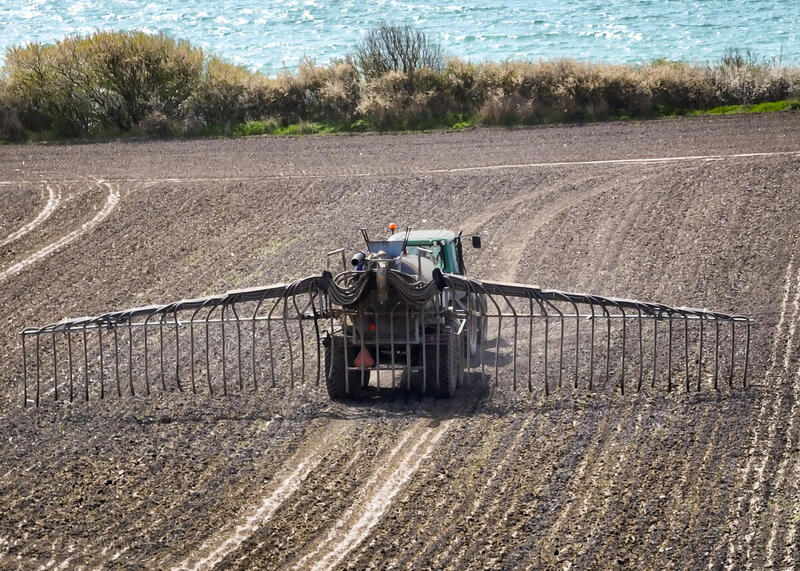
[323,227,485,399]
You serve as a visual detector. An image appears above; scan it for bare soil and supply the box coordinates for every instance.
[1,113,800,569]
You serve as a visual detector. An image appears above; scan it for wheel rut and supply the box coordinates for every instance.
[177,419,350,570]
[1,183,61,248]
[716,257,798,569]
[291,416,452,570]
[0,180,119,283]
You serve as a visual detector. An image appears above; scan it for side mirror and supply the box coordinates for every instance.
[471,235,482,249]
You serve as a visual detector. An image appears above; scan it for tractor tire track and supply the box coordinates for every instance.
[1,184,61,248]
[339,410,508,568]
[764,356,800,568]
[740,264,800,569]
[763,266,800,567]
[177,419,348,570]
[715,258,797,569]
[0,181,119,283]
[225,434,370,569]
[142,414,337,570]
[219,418,396,569]
[457,172,579,235]
[502,178,625,283]
[290,417,452,571]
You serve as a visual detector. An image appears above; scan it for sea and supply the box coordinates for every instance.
[2,0,798,74]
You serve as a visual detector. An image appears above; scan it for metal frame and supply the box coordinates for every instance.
[20,270,752,406]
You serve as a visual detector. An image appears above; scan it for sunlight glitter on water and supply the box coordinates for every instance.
[1,0,798,73]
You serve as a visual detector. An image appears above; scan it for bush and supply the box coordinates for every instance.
[640,62,715,110]
[356,68,454,128]
[352,22,444,85]
[296,58,361,122]
[85,32,203,128]
[138,110,176,137]
[1,29,799,142]
[3,31,203,136]
[0,81,25,142]
[186,57,252,127]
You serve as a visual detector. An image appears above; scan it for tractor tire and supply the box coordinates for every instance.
[468,294,487,359]
[422,340,460,398]
[467,312,480,357]
[324,336,361,400]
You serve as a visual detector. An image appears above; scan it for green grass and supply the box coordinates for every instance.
[703,99,798,115]
[7,100,797,145]
[707,104,744,114]
[653,99,799,119]
[749,100,796,112]
[227,113,479,139]
[231,120,341,137]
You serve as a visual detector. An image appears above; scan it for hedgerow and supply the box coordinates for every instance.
[1,29,799,142]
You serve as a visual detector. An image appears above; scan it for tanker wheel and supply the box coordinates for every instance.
[422,340,460,398]
[324,336,361,400]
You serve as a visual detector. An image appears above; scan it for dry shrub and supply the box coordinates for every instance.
[3,29,800,140]
[356,70,418,127]
[138,110,175,137]
[296,59,361,122]
[4,31,203,135]
[472,60,649,123]
[712,64,799,104]
[443,58,482,109]
[187,57,251,127]
[357,67,454,127]
[638,62,714,110]
[0,81,25,141]
[353,21,444,80]
[246,74,307,124]
[478,90,538,125]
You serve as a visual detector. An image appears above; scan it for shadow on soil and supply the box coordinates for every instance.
[7,343,764,429]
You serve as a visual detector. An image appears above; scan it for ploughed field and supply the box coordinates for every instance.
[1,113,800,569]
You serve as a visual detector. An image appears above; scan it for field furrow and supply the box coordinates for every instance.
[1,114,799,569]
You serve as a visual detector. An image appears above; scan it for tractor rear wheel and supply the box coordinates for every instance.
[467,312,480,357]
[422,339,460,398]
[467,294,487,359]
[324,336,361,400]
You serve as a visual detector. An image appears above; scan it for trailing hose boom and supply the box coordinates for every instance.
[20,227,752,406]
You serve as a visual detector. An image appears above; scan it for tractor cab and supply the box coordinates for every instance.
[386,229,480,275]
